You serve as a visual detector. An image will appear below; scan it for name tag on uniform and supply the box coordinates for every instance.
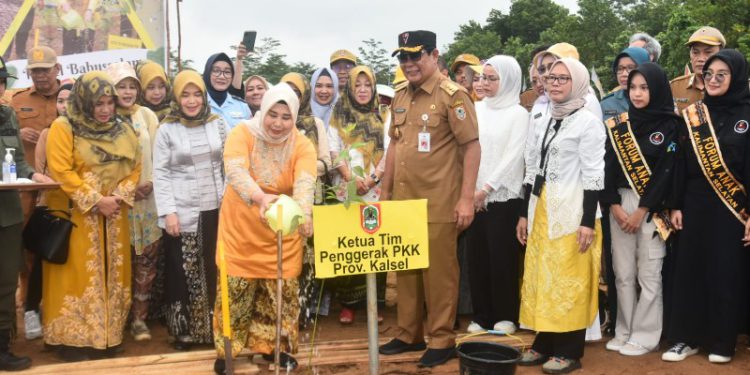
[418,113,430,152]
[418,132,430,152]
[230,111,243,118]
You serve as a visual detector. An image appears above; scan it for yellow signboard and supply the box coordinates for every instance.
[313,200,429,278]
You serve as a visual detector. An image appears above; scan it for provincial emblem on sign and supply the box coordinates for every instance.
[360,204,381,234]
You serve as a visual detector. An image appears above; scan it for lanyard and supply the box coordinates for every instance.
[538,118,560,176]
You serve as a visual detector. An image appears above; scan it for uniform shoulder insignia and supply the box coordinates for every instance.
[395,81,408,92]
[670,74,690,85]
[439,79,460,96]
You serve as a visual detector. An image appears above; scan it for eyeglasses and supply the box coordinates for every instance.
[210,68,232,78]
[703,71,730,83]
[397,50,425,64]
[616,65,637,74]
[479,75,499,82]
[544,75,571,84]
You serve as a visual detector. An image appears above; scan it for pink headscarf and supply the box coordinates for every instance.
[549,58,590,120]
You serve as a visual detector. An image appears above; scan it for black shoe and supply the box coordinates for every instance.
[262,352,298,370]
[0,351,31,371]
[172,340,192,351]
[213,359,225,375]
[57,346,89,362]
[378,338,427,355]
[418,347,456,367]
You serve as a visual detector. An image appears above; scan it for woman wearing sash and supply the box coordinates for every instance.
[516,58,605,374]
[601,62,679,356]
[663,49,750,364]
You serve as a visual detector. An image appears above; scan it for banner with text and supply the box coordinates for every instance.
[1,0,165,89]
[313,200,429,278]
[6,48,147,88]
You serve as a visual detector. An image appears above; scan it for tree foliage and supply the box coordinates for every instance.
[358,38,396,85]
[445,0,750,95]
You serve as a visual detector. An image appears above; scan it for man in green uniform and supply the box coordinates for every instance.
[0,56,51,372]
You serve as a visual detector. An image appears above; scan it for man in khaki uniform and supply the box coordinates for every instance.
[329,49,357,91]
[9,46,61,309]
[451,53,480,94]
[379,30,480,368]
[670,26,725,113]
[11,46,61,169]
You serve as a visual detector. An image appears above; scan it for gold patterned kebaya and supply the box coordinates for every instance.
[43,71,141,350]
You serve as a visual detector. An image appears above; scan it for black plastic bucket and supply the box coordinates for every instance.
[456,342,520,375]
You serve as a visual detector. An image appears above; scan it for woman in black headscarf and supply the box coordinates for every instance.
[663,49,750,364]
[601,62,679,356]
[202,53,251,130]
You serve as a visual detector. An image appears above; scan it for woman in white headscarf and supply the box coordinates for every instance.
[465,55,529,336]
[516,58,606,374]
[212,84,316,373]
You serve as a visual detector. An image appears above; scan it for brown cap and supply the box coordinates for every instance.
[27,46,58,69]
[686,26,726,47]
[330,49,357,65]
[450,54,480,72]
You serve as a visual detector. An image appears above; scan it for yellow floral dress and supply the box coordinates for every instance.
[519,189,602,332]
[43,118,141,349]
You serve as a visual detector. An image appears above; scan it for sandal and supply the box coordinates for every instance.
[519,349,548,366]
[339,307,355,324]
[262,352,298,370]
[542,356,581,374]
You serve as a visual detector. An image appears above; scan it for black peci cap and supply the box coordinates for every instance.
[392,30,437,57]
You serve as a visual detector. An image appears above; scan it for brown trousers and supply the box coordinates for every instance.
[395,222,458,349]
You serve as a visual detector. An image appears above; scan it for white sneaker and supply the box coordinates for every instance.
[492,320,517,334]
[24,311,42,340]
[662,343,698,362]
[620,341,654,356]
[130,319,152,341]
[466,321,486,333]
[708,353,732,363]
[606,337,627,351]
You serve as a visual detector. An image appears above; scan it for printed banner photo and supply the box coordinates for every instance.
[1,0,165,89]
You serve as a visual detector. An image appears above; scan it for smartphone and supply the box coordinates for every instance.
[242,31,257,52]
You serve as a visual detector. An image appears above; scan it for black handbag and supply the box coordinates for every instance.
[23,204,75,264]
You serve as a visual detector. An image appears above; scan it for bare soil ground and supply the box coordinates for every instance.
[12,303,750,374]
